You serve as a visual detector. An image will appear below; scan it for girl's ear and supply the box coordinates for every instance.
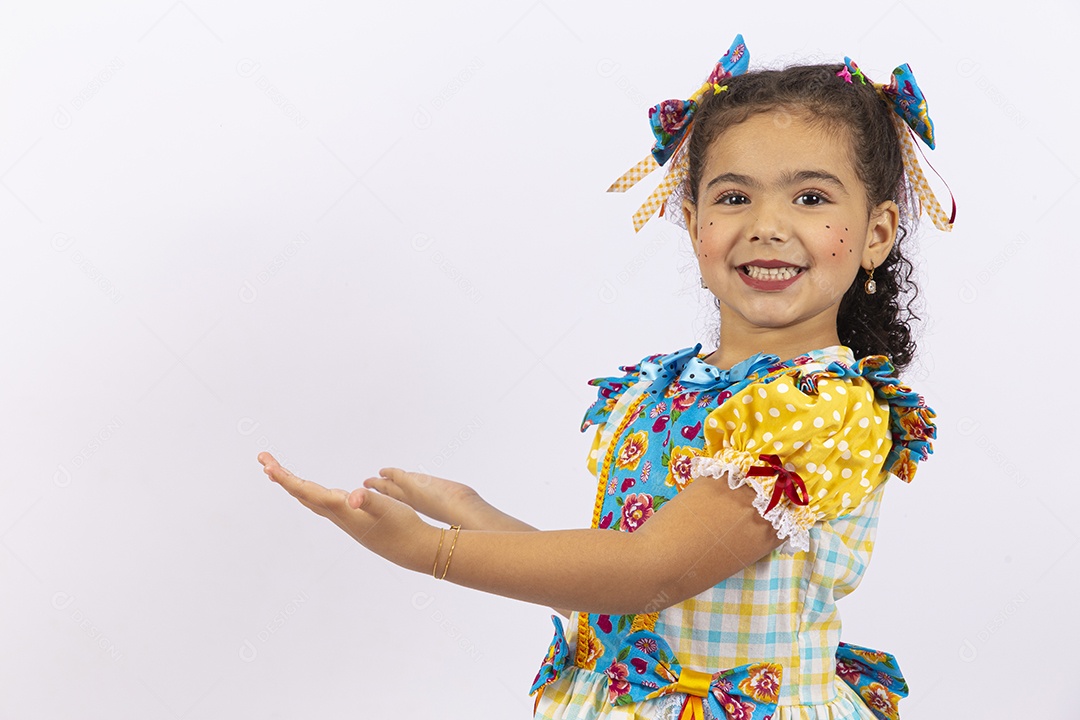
[863,199,899,269]
[682,198,699,253]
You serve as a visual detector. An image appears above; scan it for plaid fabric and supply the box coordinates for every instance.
[653,485,885,705]
[535,488,886,719]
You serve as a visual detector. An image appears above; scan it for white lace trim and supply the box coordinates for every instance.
[690,454,812,554]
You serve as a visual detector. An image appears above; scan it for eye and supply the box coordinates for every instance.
[795,191,830,206]
[714,190,749,206]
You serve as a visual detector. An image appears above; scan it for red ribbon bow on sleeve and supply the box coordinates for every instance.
[746,454,810,514]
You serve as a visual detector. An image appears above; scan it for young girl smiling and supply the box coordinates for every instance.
[260,34,947,719]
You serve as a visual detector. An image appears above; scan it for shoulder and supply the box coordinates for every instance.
[708,350,936,483]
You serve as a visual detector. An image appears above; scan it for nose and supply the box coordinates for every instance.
[748,200,790,242]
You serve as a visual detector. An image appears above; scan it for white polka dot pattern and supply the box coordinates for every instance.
[693,373,894,545]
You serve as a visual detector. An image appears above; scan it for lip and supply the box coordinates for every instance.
[737,264,805,291]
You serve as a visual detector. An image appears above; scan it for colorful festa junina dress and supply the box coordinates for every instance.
[529,344,936,720]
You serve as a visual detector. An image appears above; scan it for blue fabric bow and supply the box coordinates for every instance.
[529,615,781,720]
[611,628,781,719]
[648,34,750,165]
[529,615,571,697]
[835,641,909,720]
[579,344,789,433]
[673,351,780,393]
[840,57,937,149]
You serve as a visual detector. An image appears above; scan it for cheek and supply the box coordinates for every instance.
[809,225,860,295]
[695,222,737,260]
[819,224,857,263]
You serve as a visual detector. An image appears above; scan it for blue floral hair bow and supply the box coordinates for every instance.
[611,38,956,233]
[608,34,749,232]
[837,56,955,230]
[838,57,935,149]
[649,34,750,166]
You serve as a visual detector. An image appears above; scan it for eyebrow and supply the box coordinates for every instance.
[704,169,848,193]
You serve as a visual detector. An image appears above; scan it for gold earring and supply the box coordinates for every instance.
[864,262,877,295]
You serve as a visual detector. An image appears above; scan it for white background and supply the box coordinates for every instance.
[2,1,1076,718]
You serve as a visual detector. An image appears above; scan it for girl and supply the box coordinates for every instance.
[258,34,947,720]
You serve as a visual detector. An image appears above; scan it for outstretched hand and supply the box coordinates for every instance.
[259,452,437,573]
[361,468,484,527]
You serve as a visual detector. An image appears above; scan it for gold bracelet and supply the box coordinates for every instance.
[438,524,462,580]
[431,526,447,579]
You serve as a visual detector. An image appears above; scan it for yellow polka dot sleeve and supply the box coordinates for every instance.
[689,373,893,553]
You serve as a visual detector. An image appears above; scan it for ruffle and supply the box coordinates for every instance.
[776,678,881,720]
[579,352,656,433]
[791,355,936,483]
[579,344,843,433]
[691,448,817,554]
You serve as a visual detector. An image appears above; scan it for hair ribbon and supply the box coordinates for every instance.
[610,39,956,234]
[607,34,750,233]
[838,57,956,232]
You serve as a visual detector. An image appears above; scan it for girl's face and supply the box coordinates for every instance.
[682,110,898,346]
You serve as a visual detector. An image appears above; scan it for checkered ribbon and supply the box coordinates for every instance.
[642,153,689,230]
[607,155,660,194]
[895,114,955,231]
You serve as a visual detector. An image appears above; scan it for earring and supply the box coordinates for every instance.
[864,262,877,295]
[700,276,708,289]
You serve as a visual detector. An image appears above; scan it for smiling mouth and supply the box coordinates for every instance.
[740,265,805,281]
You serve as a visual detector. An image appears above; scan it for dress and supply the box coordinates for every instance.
[528,343,936,720]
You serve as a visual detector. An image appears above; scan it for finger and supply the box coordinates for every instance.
[378,467,432,490]
[268,462,340,510]
[363,476,402,500]
[347,486,389,514]
[258,451,279,468]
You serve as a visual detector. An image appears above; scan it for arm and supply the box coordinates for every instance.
[360,469,575,618]
[431,473,783,615]
[262,454,783,616]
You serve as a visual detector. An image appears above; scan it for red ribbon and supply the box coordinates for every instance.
[907,125,958,225]
[746,454,810,514]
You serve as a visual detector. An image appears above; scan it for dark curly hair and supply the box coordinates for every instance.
[683,64,923,371]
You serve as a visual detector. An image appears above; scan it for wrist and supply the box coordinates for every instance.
[454,490,499,529]
[414,521,445,575]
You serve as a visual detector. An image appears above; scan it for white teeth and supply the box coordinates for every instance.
[744,265,802,281]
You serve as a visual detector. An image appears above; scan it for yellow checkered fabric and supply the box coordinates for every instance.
[606,149,690,233]
[607,154,660,193]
